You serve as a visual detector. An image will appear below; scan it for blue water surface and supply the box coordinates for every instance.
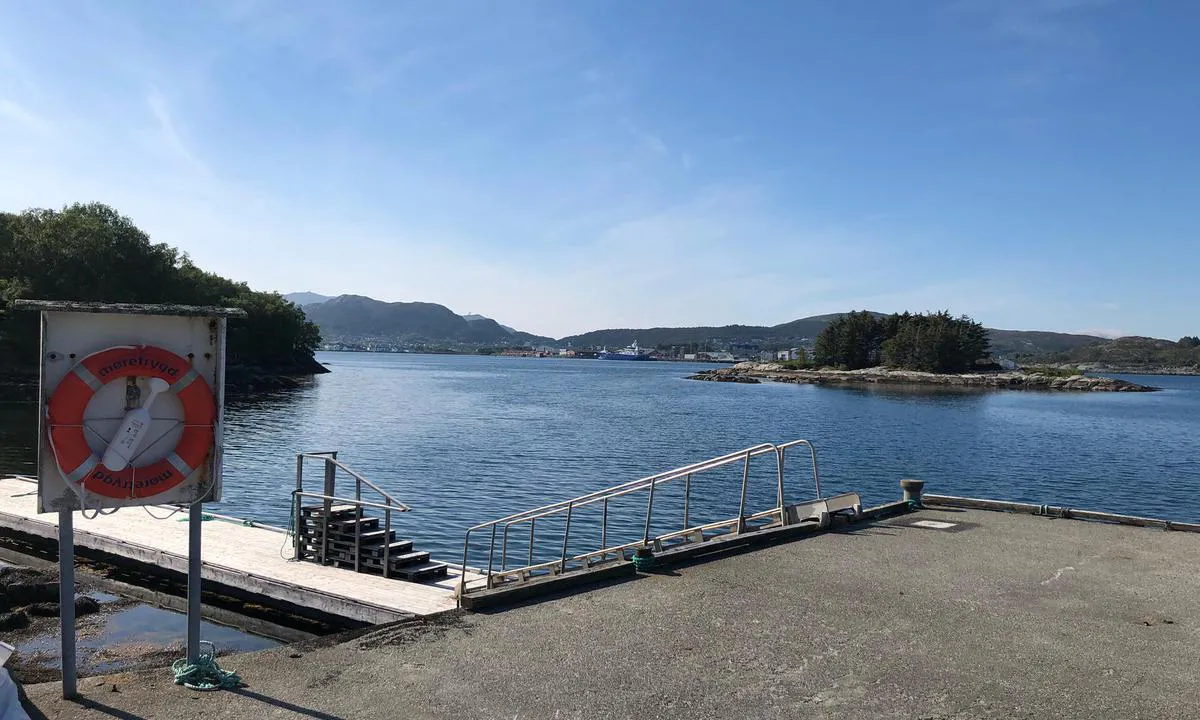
[5,352,1199,564]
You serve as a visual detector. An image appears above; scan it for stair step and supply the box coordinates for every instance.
[393,562,449,582]
[385,550,430,567]
[300,537,413,557]
[300,503,359,517]
[360,539,415,557]
[327,516,380,531]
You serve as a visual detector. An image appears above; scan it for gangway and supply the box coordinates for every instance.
[459,440,862,601]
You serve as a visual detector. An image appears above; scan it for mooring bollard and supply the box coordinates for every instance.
[900,478,925,507]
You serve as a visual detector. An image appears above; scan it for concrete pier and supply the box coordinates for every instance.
[22,500,1200,719]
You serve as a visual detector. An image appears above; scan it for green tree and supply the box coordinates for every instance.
[813,311,885,369]
[880,311,989,372]
[0,203,321,376]
[1178,336,1200,349]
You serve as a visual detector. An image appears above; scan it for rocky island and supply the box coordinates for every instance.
[689,363,1159,392]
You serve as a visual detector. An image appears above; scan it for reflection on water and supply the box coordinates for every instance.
[4,353,1200,564]
[0,401,36,476]
[18,598,278,672]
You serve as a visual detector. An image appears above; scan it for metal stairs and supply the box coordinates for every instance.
[298,504,447,581]
[293,452,448,583]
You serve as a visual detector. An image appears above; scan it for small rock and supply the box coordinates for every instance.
[26,602,60,617]
[6,581,59,607]
[0,611,29,631]
[74,596,101,617]
[289,652,303,659]
[109,684,118,693]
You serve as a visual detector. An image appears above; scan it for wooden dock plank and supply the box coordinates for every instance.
[0,477,469,622]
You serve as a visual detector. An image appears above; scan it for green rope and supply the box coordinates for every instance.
[631,551,656,571]
[171,641,241,691]
[177,513,214,522]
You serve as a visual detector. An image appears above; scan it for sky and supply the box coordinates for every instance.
[1,1,1197,339]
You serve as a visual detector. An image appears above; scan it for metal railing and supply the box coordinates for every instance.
[293,451,410,577]
[459,439,823,597]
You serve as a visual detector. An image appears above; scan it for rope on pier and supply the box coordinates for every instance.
[171,641,241,691]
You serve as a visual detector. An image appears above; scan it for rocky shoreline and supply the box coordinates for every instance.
[688,363,1160,392]
[0,358,329,399]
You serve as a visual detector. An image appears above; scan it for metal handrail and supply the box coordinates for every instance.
[296,452,410,511]
[497,444,779,571]
[777,439,821,502]
[459,439,822,597]
[293,452,411,578]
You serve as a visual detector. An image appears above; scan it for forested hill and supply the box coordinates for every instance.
[0,203,324,382]
[1043,336,1200,371]
[561,316,1106,357]
[300,295,554,345]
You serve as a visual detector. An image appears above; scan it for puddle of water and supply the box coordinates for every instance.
[18,601,280,672]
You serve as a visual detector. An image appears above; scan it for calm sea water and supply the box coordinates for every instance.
[3,352,1198,563]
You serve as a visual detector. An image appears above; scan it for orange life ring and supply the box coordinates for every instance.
[47,345,215,500]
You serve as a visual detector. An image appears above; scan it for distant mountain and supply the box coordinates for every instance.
[1046,336,1200,371]
[560,316,855,350]
[986,329,1106,359]
[300,294,1127,359]
[301,295,552,345]
[284,292,333,306]
[562,313,1111,358]
[462,313,518,334]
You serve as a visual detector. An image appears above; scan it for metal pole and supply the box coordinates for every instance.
[600,500,608,549]
[643,480,657,545]
[683,473,691,530]
[353,504,362,573]
[485,525,497,589]
[58,510,77,700]
[186,502,203,664]
[294,454,304,560]
[736,452,751,534]
[459,530,472,599]
[528,518,536,566]
[501,524,510,572]
[560,502,574,573]
[809,442,822,499]
[776,448,788,526]
[383,503,392,579]
[321,457,335,564]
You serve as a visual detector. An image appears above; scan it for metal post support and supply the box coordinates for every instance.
[643,480,657,545]
[58,510,77,700]
[321,458,336,564]
[528,518,536,566]
[776,449,788,526]
[294,455,304,560]
[187,503,203,664]
[683,473,691,530]
[560,502,574,573]
[736,452,751,534]
[383,505,392,579]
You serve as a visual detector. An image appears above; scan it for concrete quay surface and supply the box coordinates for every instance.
[24,506,1200,719]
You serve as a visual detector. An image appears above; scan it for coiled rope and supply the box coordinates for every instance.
[171,641,241,691]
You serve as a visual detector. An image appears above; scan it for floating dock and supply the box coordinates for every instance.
[0,476,471,625]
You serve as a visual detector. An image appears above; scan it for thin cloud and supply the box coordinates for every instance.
[146,89,204,173]
[0,98,48,135]
[621,118,669,155]
[1072,328,1124,338]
